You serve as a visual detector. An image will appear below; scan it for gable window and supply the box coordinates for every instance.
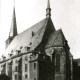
[25,46,30,51]
[25,75,27,79]
[16,50,20,55]
[34,63,36,69]
[56,54,60,72]
[15,75,17,80]
[25,64,27,72]
[15,66,18,71]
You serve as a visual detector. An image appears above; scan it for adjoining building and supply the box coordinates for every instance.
[73,59,80,80]
[0,0,79,80]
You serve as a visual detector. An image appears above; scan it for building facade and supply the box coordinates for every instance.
[0,0,74,80]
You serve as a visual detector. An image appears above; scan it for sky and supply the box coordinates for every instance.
[0,0,80,59]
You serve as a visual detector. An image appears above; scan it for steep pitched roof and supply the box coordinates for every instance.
[4,18,55,57]
[46,29,66,48]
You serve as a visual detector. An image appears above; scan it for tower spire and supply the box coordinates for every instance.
[46,0,51,18]
[5,0,18,49]
[9,0,17,38]
[47,0,50,8]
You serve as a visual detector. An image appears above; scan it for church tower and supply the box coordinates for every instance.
[5,7,18,49]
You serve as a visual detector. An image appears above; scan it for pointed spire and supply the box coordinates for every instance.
[46,0,51,18]
[5,0,17,49]
[47,0,50,8]
[9,6,18,38]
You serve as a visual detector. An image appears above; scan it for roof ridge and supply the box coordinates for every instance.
[17,18,47,36]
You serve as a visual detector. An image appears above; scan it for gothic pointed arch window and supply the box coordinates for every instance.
[56,53,60,72]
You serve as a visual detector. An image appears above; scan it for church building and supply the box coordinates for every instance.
[0,0,73,80]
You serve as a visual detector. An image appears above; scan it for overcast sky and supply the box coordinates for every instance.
[0,0,80,59]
